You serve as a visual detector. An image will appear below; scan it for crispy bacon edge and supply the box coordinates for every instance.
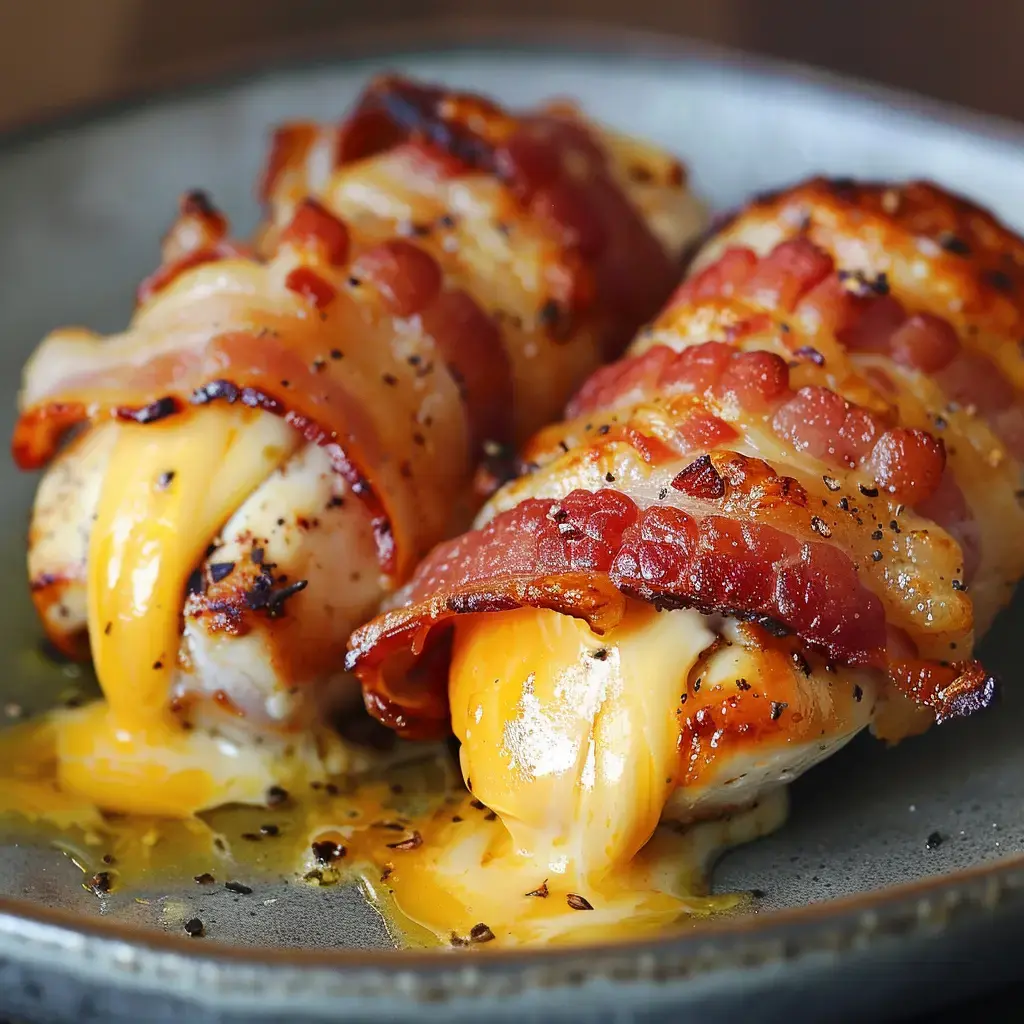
[12,194,512,577]
[346,486,995,739]
[262,73,681,356]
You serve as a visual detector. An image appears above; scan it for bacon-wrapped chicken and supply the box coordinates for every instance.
[15,77,704,815]
[347,178,1008,933]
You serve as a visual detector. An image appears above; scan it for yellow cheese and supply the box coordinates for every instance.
[450,601,716,880]
[55,405,299,815]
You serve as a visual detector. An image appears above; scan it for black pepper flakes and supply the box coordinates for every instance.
[380,864,393,882]
[985,269,1014,294]
[592,648,609,661]
[770,701,789,721]
[382,372,398,387]
[925,831,944,850]
[194,873,216,885]
[311,840,347,865]
[469,923,495,944]
[859,484,879,498]
[184,917,205,938]
[156,470,175,490]
[871,529,884,541]
[330,348,344,360]
[810,516,832,538]
[224,881,253,895]
[604,472,616,483]
[735,678,751,691]
[795,345,825,366]
[525,880,549,898]
[822,475,840,492]
[566,893,594,911]
[209,561,235,584]
[386,832,423,851]
[938,233,970,256]
[852,684,863,703]
[85,872,113,896]
[259,824,280,837]
[266,785,289,807]
[871,550,883,562]
[952,579,968,592]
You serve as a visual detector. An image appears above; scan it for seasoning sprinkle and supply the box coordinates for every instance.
[769,701,789,721]
[525,880,549,898]
[225,881,253,895]
[592,648,609,661]
[184,918,205,938]
[259,824,280,837]
[266,785,289,807]
[156,470,175,489]
[859,484,879,498]
[386,831,423,851]
[311,840,346,865]
[566,893,594,911]
[822,475,840,491]
[469,923,496,944]
[194,873,215,885]
[810,516,831,538]
[380,864,393,882]
[852,684,863,702]
[925,831,944,850]
[209,561,235,584]
[85,872,113,896]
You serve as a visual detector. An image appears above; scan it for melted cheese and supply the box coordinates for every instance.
[56,406,299,815]
[356,601,788,946]
[450,602,715,880]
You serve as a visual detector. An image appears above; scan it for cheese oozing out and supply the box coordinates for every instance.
[453,602,716,879]
[370,601,787,946]
[55,405,303,816]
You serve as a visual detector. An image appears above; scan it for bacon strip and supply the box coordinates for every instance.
[14,196,503,577]
[16,79,689,580]
[347,487,992,738]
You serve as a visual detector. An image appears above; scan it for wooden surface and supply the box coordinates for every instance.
[2,0,1024,131]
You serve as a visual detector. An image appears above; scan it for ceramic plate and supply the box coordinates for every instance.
[2,31,1024,1024]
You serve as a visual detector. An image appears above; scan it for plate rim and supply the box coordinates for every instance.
[2,19,1024,1007]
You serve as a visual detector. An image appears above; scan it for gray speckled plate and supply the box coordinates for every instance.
[2,29,1024,1024]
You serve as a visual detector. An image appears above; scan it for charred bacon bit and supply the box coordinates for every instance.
[115,396,180,425]
[281,198,351,266]
[671,454,725,499]
[888,660,997,723]
[335,75,676,352]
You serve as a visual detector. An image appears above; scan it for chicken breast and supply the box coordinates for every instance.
[16,76,705,813]
[348,178,1008,896]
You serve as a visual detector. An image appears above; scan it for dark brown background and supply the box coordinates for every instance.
[3,0,1024,131]
[1,2,1020,1021]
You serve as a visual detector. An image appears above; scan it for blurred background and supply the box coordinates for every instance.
[3,0,1024,132]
